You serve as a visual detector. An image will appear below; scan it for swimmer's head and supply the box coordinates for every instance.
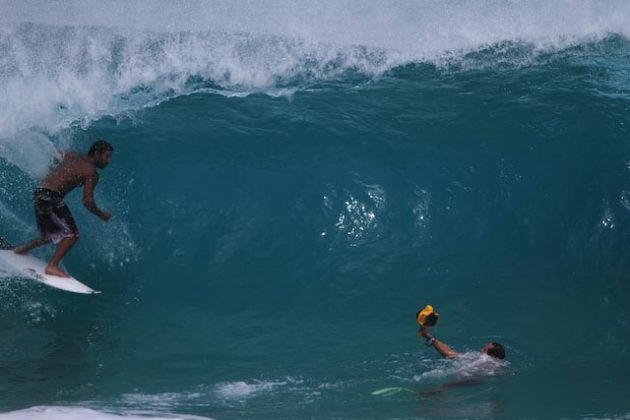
[481,342,505,360]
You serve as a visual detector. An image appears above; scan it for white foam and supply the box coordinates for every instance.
[0,131,59,179]
[214,381,278,400]
[120,391,202,410]
[0,1,628,130]
[214,377,302,400]
[0,406,212,420]
[1,0,629,168]
[2,0,629,50]
[0,24,385,143]
[118,378,303,410]
[413,352,509,382]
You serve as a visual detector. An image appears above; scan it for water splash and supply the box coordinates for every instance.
[1,0,630,143]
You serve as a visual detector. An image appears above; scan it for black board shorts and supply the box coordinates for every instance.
[33,188,80,244]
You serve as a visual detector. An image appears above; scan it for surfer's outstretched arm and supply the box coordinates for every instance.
[418,326,458,358]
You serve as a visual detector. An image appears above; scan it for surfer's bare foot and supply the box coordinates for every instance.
[13,246,28,255]
[45,265,70,278]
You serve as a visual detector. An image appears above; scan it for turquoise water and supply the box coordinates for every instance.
[1,1,630,418]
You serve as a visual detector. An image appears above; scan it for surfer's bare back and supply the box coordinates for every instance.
[14,140,114,277]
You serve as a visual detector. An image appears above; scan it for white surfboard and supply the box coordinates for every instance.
[0,250,100,294]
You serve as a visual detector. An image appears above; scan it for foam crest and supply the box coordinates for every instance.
[0,0,628,137]
[0,22,394,143]
[1,0,629,169]
[3,0,630,49]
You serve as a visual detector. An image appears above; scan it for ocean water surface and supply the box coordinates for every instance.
[1,1,630,418]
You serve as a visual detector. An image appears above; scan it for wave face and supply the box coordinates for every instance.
[2,2,630,418]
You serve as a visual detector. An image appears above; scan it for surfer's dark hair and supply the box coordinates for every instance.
[487,342,505,360]
[88,140,114,156]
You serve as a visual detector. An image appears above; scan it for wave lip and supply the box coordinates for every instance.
[3,0,630,140]
[0,22,397,141]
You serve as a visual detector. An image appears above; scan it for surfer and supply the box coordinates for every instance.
[13,140,114,277]
[418,325,505,360]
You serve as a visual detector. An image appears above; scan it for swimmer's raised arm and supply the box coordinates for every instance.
[418,326,459,358]
[415,305,506,360]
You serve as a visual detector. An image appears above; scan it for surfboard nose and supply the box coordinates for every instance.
[0,250,101,294]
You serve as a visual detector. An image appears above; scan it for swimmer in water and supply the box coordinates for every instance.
[417,324,506,397]
[418,324,506,360]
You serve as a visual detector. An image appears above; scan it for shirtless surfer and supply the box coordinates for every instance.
[13,140,114,277]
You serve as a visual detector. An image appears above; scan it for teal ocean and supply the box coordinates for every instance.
[1,1,630,418]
